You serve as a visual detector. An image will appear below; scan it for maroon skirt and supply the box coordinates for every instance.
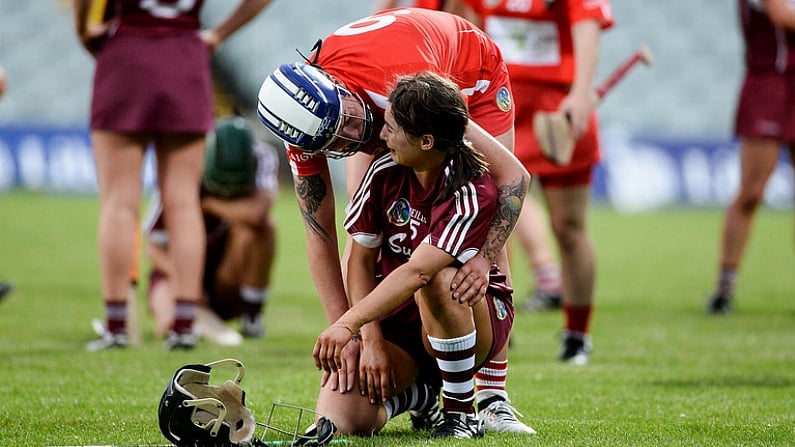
[735,71,795,142]
[91,30,213,133]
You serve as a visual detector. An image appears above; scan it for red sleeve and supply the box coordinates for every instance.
[285,144,329,177]
[569,0,614,30]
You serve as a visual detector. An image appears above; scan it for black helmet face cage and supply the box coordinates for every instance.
[320,77,374,159]
[252,403,337,447]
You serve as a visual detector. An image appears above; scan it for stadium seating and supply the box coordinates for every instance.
[0,1,742,138]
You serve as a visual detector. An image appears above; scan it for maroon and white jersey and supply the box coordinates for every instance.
[740,0,795,74]
[344,153,497,313]
[114,0,204,33]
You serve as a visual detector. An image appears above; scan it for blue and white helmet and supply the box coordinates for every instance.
[257,63,373,158]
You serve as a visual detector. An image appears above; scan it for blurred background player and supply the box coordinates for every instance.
[74,0,271,351]
[373,0,563,317]
[144,116,278,346]
[452,0,614,364]
[706,0,795,314]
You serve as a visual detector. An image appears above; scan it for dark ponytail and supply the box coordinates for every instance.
[388,72,489,201]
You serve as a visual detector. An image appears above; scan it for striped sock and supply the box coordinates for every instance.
[475,360,509,410]
[241,285,268,317]
[718,268,737,296]
[105,299,127,334]
[383,382,435,420]
[173,298,196,334]
[428,331,477,414]
[475,359,508,395]
[534,262,561,294]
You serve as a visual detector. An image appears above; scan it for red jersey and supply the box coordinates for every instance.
[413,0,445,9]
[740,0,795,74]
[286,8,513,177]
[114,0,204,34]
[464,0,613,85]
[343,153,497,318]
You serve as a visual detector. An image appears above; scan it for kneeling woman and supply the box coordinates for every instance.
[313,71,515,440]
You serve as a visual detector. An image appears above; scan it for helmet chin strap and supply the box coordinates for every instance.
[296,39,324,68]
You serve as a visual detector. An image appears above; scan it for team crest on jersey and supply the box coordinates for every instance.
[496,86,512,112]
[387,198,411,226]
[493,297,508,320]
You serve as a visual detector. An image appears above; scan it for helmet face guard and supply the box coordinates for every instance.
[257,63,373,158]
[158,359,337,447]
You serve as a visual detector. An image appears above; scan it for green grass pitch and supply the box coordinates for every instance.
[0,190,792,446]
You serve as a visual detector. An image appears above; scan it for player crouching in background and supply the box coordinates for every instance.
[144,116,279,347]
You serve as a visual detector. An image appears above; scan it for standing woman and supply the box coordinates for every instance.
[706,0,795,313]
[73,0,271,351]
[454,0,614,364]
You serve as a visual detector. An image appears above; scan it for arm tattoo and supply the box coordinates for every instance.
[294,174,334,242]
[481,176,528,263]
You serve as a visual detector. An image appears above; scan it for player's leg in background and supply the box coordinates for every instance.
[87,130,147,351]
[153,133,206,349]
[147,269,176,338]
[707,137,782,314]
[215,214,276,339]
[543,183,595,365]
[510,189,562,312]
[126,224,142,345]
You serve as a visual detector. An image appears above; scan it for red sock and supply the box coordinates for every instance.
[564,303,592,334]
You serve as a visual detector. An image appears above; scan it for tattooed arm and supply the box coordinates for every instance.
[451,122,530,305]
[293,169,351,323]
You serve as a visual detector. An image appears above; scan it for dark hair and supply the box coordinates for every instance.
[388,72,488,201]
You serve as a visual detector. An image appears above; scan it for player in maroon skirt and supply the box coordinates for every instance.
[312,72,514,439]
[707,0,795,314]
[73,0,271,351]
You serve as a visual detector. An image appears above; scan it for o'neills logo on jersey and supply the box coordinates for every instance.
[496,87,512,112]
[387,198,411,226]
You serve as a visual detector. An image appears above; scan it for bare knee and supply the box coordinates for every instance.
[551,215,585,253]
[417,268,454,311]
[315,387,385,436]
[733,190,764,215]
